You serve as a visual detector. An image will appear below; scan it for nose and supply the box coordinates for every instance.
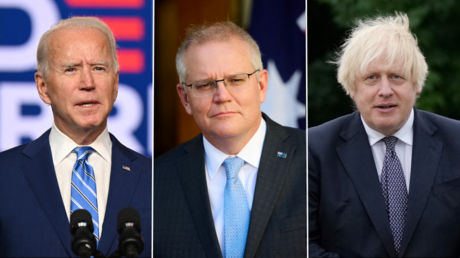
[378,76,393,97]
[80,67,95,90]
[213,80,232,102]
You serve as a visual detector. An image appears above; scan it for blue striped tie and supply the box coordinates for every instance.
[71,146,99,245]
[223,157,249,258]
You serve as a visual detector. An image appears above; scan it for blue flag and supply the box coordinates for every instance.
[249,0,306,130]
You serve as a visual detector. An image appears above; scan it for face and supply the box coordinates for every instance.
[351,56,420,136]
[177,38,268,150]
[35,28,118,141]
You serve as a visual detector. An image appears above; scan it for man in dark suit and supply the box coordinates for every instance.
[0,17,151,257]
[155,21,305,258]
[309,13,460,257]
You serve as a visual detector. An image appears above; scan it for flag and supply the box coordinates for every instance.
[249,0,306,130]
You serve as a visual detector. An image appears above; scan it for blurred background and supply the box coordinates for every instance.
[309,0,460,127]
[0,0,153,156]
[154,0,306,158]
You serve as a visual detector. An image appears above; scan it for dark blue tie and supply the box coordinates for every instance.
[70,146,99,245]
[380,136,408,255]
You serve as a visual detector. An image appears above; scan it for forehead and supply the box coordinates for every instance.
[362,55,408,75]
[47,27,111,61]
[183,38,253,80]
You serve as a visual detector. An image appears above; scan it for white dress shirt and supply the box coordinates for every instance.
[203,118,267,254]
[361,108,414,191]
[49,123,112,237]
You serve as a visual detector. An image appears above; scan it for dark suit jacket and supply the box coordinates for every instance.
[154,113,306,258]
[309,109,460,257]
[0,130,152,257]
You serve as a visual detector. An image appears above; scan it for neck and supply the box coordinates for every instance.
[55,122,106,146]
[204,117,261,155]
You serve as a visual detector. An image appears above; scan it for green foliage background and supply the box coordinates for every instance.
[309,0,460,127]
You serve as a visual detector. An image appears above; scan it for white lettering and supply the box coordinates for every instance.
[0,0,60,72]
[108,84,144,153]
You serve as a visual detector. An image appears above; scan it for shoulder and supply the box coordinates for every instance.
[0,143,28,162]
[263,113,305,143]
[109,133,152,168]
[416,109,460,129]
[0,129,51,162]
[154,134,202,169]
[309,112,356,138]
[414,109,460,143]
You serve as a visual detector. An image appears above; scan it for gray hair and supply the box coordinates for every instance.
[36,16,119,77]
[176,21,263,84]
[333,12,428,95]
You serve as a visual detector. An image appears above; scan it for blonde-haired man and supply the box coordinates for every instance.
[309,12,460,257]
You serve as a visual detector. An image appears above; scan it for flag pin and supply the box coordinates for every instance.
[277,152,287,158]
[122,166,131,171]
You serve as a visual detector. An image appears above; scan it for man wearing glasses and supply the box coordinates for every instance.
[154,21,305,258]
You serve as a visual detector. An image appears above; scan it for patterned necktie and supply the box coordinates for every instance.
[223,157,250,258]
[380,136,408,255]
[70,146,99,245]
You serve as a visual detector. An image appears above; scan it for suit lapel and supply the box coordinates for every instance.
[244,115,297,258]
[398,110,442,257]
[97,135,142,255]
[176,135,223,258]
[20,130,73,256]
[336,112,397,257]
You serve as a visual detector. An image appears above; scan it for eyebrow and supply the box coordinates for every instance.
[62,63,81,68]
[92,62,108,66]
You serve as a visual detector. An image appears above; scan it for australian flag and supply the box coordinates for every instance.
[249,0,306,130]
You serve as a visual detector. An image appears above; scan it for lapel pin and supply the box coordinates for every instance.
[122,166,131,171]
[277,152,287,158]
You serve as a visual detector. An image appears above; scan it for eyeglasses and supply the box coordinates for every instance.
[182,69,260,97]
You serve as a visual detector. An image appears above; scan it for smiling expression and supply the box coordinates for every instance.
[351,56,420,135]
[36,27,118,143]
[177,37,268,153]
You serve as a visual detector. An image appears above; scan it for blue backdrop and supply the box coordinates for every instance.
[0,0,152,156]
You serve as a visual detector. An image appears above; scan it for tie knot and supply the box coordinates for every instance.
[382,136,398,151]
[73,146,95,161]
[223,157,245,179]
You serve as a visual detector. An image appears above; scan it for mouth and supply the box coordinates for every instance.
[376,104,397,109]
[213,111,237,117]
[76,101,99,108]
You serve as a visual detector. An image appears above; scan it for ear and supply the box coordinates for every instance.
[112,72,119,102]
[349,89,355,99]
[258,69,269,103]
[35,71,52,105]
[176,83,192,115]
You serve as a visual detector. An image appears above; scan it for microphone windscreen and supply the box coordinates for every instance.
[117,207,142,233]
[70,209,94,235]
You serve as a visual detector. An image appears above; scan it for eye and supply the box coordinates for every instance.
[391,74,402,80]
[194,81,213,89]
[95,66,106,71]
[65,68,75,72]
[367,75,377,80]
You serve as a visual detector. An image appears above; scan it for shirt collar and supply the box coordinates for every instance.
[49,122,112,165]
[361,108,414,146]
[203,118,267,180]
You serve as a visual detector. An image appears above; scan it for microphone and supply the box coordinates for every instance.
[117,207,144,257]
[70,209,97,258]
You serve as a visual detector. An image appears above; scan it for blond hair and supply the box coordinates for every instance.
[333,12,428,95]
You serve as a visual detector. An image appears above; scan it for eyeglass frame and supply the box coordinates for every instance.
[182,69,260,97]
